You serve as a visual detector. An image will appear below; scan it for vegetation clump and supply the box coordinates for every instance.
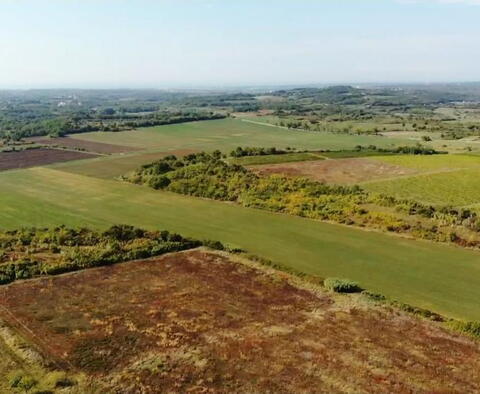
[229,146,289,158]
[324,278,362,293]
[126,151,480,250]
[353,144,445,155]
[0,225,203,285]
[448,320,480,338]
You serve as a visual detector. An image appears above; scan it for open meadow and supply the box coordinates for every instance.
[1,167,480,320]
[51,149,199,179]
[70,118,414,152]
[362,154,480,207]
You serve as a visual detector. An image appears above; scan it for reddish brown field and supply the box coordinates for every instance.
[250,157,417,184]
[0,148,98,171]
[31,136,141,154]
[1,250,480,393]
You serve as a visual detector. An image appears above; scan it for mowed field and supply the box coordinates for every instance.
[2,249,480,392]
[70,118,414,152]
[51,149,199,179]
[1,167,480,320]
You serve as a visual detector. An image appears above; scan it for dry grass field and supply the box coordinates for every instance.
[1,249,480,393]
[249,157,417,184]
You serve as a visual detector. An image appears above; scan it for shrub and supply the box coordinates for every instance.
[9,372,37,391]
[42,371,76,389]
[448,320,480,338]
[202,239,225,251]
[323,278,362,293]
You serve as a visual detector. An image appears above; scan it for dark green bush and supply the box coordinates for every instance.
[324,278,362,293]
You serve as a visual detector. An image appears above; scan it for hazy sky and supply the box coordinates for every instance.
[0,0,479,88]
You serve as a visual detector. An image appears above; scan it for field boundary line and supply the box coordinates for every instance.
[0,302,76,371]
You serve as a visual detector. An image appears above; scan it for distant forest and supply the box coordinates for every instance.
[1,83,480,140]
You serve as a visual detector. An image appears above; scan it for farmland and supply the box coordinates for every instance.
[30,136,141,154]
[360,154,480,207]
[2,5,480,390]
[70,118,414,152]
[1,168,480,320]
[249,157,417,184]
[52,149,198,179]
[1,249,480,392]
[364,168,480,207]
[228,151,325,166]
[0,148,98,172]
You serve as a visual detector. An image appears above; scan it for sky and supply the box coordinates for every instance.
[0,0,479,88]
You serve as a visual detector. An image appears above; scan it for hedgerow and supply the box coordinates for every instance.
[126,151,480,249]
[0,225,204,285]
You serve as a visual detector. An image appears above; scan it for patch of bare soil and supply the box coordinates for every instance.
[250,157,417,184]
[30,136,142,154]
[0,250,479,393]
[0,148,98,171]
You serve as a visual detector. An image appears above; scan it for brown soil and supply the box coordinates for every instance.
[0,148,98,171]
[31,136,141,154]
[250,157,417,184]
[1,250,479,393]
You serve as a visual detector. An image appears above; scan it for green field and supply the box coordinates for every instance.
[370,154,480,171]
[229,152,325,166]
[50,150,196,179]
[1,167,480,321]
[364,168,480,207]
[71,118,413,152]
[361,154,480,206]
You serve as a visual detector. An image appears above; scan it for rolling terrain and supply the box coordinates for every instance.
[70,118,414,152]
[1,167,480,320]
[1,249,480,392]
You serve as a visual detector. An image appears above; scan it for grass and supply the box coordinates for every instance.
[1,167,480,320]
[362,154,480,207]
[228,152,325,166]
[364,168,480,207]
[319,150,400,159]
[370,154,480,171]
[50,149,197,179]
[70,118,414,152]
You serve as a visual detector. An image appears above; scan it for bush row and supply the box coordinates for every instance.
[0,225,208,286]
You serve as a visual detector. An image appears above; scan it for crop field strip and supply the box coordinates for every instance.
[70,118,415,152]
[0,148,99,172]
[228,151,325,166]
[1,167,480,320]
[30,136,142,154]
[51,148,199,179]
[362,154,480,207]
